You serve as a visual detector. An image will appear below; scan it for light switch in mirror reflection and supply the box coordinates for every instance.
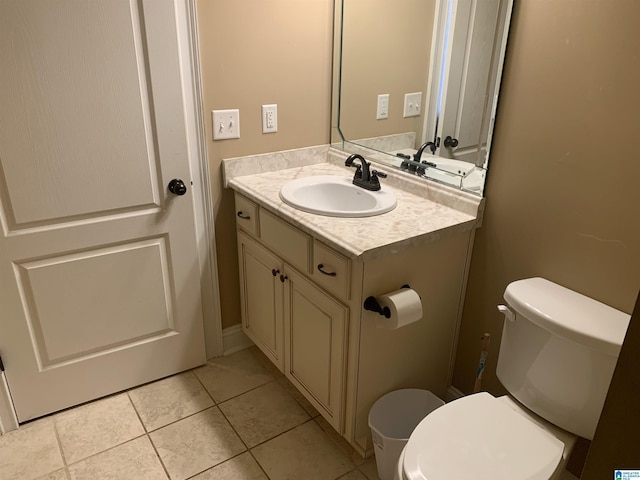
[331,0,513,196]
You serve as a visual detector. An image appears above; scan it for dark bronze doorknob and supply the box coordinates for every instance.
[444,136,459,148]
[168,179,187,196]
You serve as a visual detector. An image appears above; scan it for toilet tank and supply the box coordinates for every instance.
[496,277,630,439]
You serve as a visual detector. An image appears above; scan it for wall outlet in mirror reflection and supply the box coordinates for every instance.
[376,94,389,120]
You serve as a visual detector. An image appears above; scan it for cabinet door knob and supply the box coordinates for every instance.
[272,268,279,276]
[280,274,288,283]
[237,211,251,220]
[317,264,337,277]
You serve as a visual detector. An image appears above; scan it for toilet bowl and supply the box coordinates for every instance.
[394,393,576,480]
[395,277,630,480]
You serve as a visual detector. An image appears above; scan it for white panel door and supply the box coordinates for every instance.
[437,0,501,161]
[0,0,206,422]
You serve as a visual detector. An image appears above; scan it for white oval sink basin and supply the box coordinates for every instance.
[279,175,397,217]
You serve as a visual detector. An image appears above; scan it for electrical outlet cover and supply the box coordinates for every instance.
[377,94,389,120]
[262,104,278,133]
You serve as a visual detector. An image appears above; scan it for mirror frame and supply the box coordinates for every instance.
[331,0,514,196]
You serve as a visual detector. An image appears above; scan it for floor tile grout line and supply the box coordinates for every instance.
[60,433,148,469]
[241,420,324,480]
[184,402,258,479]
[141,404,222,435]
[246,417,315,451]
[312,416,362,462]
[51,419,69,468]
[218,376,279,405]
[192,367,279,406]
[208,371,320,421]
[245,418,361,480]
[213,392,320,478]
[189,368,219,407]
[181,451,265,480]
[198,349,357,477]
[125,390,173,479]
[214,400,252,452]
[212,378,315,450]
[145,431,173,480]
[247,448,272,480]
[275,375,322,418]
[125,391,150,434]
[187,367,316,479]
[48,391,148,468]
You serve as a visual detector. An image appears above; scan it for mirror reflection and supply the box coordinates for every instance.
[332,0,513,195]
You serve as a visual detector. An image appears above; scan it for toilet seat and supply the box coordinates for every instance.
[402,392,565,480]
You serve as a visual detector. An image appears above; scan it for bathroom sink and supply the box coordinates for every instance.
[279,175,397,217]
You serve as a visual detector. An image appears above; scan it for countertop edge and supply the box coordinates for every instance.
[227,164,481,262]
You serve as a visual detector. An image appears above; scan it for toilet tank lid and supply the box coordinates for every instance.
[504,278,630,356]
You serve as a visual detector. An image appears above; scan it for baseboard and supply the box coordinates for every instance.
[222,324,254,356]
[0,372,18,434]
[445,385,465,403]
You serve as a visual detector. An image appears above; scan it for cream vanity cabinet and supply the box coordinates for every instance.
[236,193,350,431]
[234,190,473,455]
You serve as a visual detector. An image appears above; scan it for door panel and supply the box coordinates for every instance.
[0,0,206,422]
[15,237,174,367]
[0,0,159,227]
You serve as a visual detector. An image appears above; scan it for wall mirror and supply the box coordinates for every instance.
[331,0,513,196]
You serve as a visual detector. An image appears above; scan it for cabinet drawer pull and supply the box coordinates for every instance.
[317,264,337,277]
[237,211,251,220]
[272,268,279,276]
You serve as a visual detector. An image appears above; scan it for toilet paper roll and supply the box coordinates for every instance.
[374,288,423,330]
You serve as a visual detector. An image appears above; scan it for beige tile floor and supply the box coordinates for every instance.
[0,347,377,480]
[0,346,582,480]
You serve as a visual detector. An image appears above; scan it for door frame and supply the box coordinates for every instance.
[0,0,222,434]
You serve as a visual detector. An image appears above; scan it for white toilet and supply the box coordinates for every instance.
[395,277,630,480]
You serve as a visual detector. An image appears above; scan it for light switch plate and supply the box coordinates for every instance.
[403,92,422,117]
[212,109,240,140]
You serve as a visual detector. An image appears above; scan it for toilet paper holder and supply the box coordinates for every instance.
[364,284,411,318]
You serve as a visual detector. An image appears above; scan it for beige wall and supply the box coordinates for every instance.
[453,0,640,398]
[196,0,334,328]
[583,292,640,477]
[339,0,435,142]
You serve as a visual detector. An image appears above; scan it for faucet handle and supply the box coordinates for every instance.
[370,170,386,189]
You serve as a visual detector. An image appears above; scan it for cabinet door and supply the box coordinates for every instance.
[237,232,284,371]
[284,268,348,432]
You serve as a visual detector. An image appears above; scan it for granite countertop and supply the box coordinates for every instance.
[226,159,482,262]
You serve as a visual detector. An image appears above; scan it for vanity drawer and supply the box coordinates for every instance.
[234,193,259,236]
[313,240,350,301]
[260,209,311,273]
